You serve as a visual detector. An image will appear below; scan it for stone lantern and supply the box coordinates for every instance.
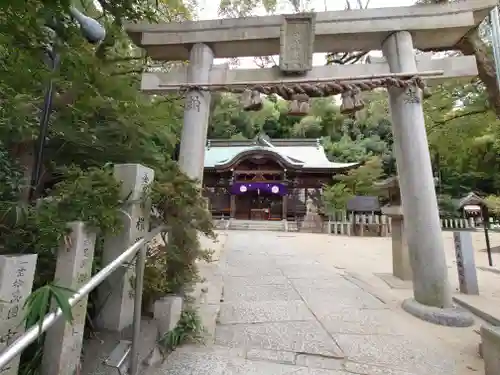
[374,176,412,281]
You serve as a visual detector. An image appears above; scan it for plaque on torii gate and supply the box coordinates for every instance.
[279,13,315,75]
[279,14,315,116]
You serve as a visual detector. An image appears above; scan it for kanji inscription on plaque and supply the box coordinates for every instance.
[279,14,315,74]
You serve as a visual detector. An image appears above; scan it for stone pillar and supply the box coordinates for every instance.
[0,254,37,375]
[42,222,96,375]
[375,177,412,281]
[178,43,214,182]
[96,164,154,332]
[386,210,412,281]
[382,31,471,326]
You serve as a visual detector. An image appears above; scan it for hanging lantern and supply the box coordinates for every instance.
[241,89,263,111]
[422,85,432,99]
[288,93,310,116]
[340,90,355,114]
[352,89,365,111]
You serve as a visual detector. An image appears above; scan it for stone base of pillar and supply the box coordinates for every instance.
[402,298,474,327]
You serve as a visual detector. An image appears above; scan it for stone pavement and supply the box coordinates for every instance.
[306,230,500,313]
[146,230,489,375]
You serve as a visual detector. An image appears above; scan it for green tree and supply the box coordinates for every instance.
[337,156,384,195]
[322,183,353,213]
[322,156,384,212]
[423,79,500,196]
[0,3,213,371]
[420,0,500,116]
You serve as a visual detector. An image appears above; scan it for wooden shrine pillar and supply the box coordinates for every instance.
[282,195,288,220]
[230,195,236,218]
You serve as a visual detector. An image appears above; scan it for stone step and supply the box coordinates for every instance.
[229,224,283,227]
[229,220,285,231]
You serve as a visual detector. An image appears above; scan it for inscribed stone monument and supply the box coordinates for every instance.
[96,163,154,332]
[453,231,479,295]
[41,222,97,375]
[0,254,37,375]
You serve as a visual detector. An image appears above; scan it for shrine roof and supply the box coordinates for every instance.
[458,192,485,208]
[204,137,359,171]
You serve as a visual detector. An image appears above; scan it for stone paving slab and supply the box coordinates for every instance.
[299,288,388,315]
[274,258,335,267]
[223,275,289,286]
[218,300,315,324]
[343,362,418,375]
[214,320,345,358]
[290,370,348,375]
[295,354,344,370]
[333,334,461,375]
[224,256,274,267]
[289,277,357,290]
[222,283,301,302]
[145,350,351,375]
[221,265,283,277]
[144,350,293,375]
[144,345,351,375]
[291,281,365,298]
[245,348,295,365]
[375,273,413,289]
[319,308,411,335]
[280,265,343,279]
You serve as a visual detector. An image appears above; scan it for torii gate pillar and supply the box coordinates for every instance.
[382,31,472,327]
[178,43,214,182]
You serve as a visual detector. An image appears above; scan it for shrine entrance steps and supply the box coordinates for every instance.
[228,219,286,232]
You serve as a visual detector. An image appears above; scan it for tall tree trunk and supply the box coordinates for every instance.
[9,141,35,203]
[457,29,500,116]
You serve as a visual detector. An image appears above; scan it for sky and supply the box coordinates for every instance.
[195,0,418,68]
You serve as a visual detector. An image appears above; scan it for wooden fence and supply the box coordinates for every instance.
[327,212,391,236]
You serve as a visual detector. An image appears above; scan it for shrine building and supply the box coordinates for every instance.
[203,135,359,220]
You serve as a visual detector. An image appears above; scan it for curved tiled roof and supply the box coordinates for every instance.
[204,137,359,170]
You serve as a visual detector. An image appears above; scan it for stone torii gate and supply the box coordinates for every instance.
[126,0,496,326]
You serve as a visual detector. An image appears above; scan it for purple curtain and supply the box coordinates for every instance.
[230,182,288,196]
